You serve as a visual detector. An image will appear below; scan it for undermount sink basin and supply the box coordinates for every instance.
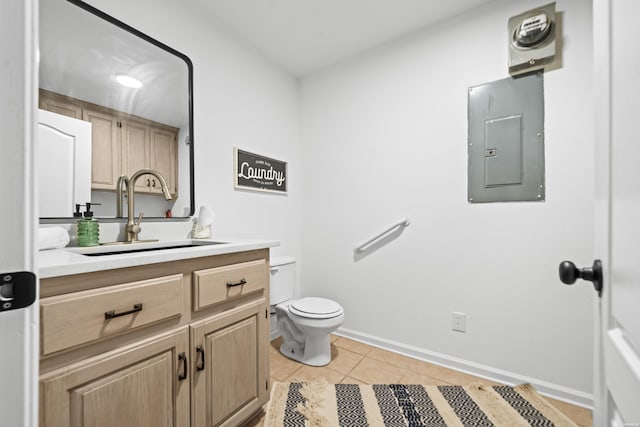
[68,240,227,256]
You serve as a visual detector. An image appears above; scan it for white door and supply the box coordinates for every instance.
[37,109,92,217]
[591,0,640,425]
[0,0,39,426]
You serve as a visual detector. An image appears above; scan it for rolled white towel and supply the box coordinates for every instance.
[38,226,70,250]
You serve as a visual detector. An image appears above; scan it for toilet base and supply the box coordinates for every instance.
[280,333,331,367]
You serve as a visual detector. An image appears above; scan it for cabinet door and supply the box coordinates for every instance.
[150,126,178,197]
[39,90,83,120]
[122,119,152,193]
[37,110,92,217]
[83,108,121,191]
[191,299,270,427]
[39,328,190,427]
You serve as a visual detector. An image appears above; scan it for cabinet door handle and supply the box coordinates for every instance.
[226,279,247,288]
[104,303,143,319]
[178,352,187,381]
[196,345,205,371]
[146,178,150,187]
[152,179,156,188]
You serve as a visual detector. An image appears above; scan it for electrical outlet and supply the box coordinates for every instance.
[452,312,466,333]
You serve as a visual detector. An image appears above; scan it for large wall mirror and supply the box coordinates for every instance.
[39,0,194,221]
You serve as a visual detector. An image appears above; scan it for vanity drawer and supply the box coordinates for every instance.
[193,259,267,311]
[40,274,183,355]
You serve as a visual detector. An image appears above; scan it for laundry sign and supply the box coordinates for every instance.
[234,148,287,193]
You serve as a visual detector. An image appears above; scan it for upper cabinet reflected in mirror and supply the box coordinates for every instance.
[39,0,194,220]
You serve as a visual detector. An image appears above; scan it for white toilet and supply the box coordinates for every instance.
[270,256,344,366]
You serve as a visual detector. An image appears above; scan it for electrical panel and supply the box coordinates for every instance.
[468,73,544,203]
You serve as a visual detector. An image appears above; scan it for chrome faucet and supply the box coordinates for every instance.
[116,169,172,242]
[116,175,128,218]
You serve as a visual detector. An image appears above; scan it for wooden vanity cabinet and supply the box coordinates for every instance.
[39,249,270,427]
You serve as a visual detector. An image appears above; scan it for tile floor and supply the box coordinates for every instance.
[245,335,592,427]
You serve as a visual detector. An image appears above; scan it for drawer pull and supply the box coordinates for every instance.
[196,345,205,371]
[178,352,188,381]
[226,279,247,288]
[104,303,143,319]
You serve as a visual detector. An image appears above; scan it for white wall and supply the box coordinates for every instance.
[66,0,593,406]
[81,0,301,257]
[300,0,594,404]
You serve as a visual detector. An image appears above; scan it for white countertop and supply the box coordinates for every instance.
[38,238,279,279]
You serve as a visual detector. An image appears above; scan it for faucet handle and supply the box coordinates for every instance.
[127,211,144,239]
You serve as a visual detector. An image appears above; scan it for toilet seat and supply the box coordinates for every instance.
[288,297,344,319]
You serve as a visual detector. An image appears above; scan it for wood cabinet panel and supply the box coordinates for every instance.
[191,299,269,427]
[151,126,178,197]
[210,318,258,425]
[40,273,183,355]
[72,352,174,425]
[39,327,190,427]
[82,108,121,190]
[122,119,152,193]
[193,259,267,311]
[39,89,83,119]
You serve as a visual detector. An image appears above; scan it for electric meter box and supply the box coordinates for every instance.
[508,2,556,75]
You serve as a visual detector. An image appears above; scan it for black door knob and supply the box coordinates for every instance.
[558,260,603,296]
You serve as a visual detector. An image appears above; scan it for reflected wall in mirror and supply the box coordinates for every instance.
[39,0,194,220]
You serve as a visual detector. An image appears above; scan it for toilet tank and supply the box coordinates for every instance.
[270,256,296,305]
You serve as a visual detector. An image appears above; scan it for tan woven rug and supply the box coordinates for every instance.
[264,380,578,426]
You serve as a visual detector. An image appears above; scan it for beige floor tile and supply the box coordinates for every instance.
[366,347,434,373]
[270,352,303,381]
[270,336,283,351]
[340,376,369,385]
[402,360,488,385]
[284,365,346,384]
[349,357,407,384]
[329,344,366,375]
[433,368,489,385]
[333,336,372,355]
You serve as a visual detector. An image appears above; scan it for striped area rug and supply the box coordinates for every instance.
[264,380,578,426]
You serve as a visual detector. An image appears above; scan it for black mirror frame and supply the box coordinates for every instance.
[43,0,195,220]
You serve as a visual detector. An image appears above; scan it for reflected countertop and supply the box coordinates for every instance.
[38,238,279,279]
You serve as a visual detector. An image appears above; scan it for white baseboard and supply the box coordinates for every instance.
[335,327,593,410]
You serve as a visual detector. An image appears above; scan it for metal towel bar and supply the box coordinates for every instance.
[354,217,410,253]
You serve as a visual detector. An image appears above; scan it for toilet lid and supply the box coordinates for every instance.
[289,297,344,319]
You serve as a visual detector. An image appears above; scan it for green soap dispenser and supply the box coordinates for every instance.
[77,202,100,247]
